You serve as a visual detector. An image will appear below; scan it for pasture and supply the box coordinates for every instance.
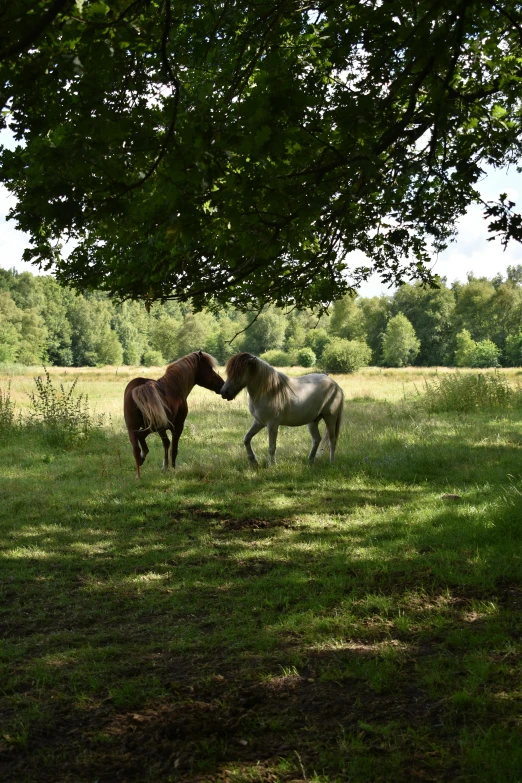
[1,364,522,782]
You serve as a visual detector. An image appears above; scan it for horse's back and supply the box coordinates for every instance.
[252,372,343,426]
[291,372,342,398]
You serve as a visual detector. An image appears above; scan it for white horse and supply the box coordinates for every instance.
[221,352,344,465]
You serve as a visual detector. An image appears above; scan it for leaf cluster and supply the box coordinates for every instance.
[2,2,522,309]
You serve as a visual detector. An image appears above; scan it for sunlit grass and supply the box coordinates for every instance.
[1,365,522,780]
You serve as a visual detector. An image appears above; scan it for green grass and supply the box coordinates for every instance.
[1,366,522,781]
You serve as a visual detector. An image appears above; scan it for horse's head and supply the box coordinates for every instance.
[195,351,225,394]
[221,352,256,400]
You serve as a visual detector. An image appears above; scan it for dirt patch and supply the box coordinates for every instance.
[221,518,291,531]
[181,507,292,531]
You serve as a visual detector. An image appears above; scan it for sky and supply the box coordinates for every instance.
[2,128,522,297]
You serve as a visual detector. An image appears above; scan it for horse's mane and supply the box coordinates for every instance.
[161,351,218,397]
[226,353,292,411]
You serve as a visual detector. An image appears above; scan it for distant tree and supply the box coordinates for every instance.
[38,276,74,365]
[212,315,245,365]
[454,330,477,367]
[304,327,331,361]
[507,265,522,285]
[8,271,46,311]
[112,301,149,366]
[17,309,48,364]
[358,297,391,364]
[96,330,124,366]
[241,308,286,356]
[391,283,455,365]
[0,268,15,292]
[382,314,420,367]
[67,293,122,366]
[486,282,522,356]
[176,312,218,358]
[0,291,22,362]
[284,313,308,355]
[329,295,367,341]
[452,279,497,343]
[148,315,182,362]
[505,331,522,367]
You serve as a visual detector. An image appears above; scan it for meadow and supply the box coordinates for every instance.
[1,364,522,782]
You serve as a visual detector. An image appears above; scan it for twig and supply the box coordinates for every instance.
[225,306,265,345]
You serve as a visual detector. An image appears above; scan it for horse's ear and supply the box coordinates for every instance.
[198,349,203,356]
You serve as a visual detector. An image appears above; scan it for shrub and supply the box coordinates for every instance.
[142,349,165,367]
[454,331,501,368]
[28,371,104,447]
[319,338,371,373]
[423,372,520,413]
[259,349,295,366]
[296,347,316,367]
[470,339,500,368]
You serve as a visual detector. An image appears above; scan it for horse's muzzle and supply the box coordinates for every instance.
[221,385,236,401]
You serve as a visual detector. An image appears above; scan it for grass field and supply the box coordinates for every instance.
[1,364,522,782]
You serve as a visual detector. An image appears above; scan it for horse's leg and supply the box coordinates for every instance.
[128,429,144,479]
[137,432,149,465]
[267,421,279,465]
[323,413,339,463]
[244,419,265,466]
[158,429,170,470]
[170,410,186,468]
[307,420,322,464]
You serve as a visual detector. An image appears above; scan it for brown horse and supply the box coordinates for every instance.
[124,351,224,477]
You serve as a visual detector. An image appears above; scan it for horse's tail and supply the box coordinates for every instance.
[334,392,344,442]
[131,383,171,431]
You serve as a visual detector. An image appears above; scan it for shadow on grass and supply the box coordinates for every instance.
[1,416,522,781]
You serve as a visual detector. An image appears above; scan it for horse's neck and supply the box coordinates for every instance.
[161,360,197,400]
[247,363,289,403]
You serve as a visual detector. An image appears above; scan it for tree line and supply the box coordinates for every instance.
[1,266,522,370]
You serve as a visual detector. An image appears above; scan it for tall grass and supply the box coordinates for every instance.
[0,382,17,433]
[422,372,522,413]
[28,370,105,447]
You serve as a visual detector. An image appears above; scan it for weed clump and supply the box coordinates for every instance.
[422,372,521,413]
[28,370,105,447]
[0,383,18,433]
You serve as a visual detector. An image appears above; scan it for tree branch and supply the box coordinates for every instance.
[0,0,73,60]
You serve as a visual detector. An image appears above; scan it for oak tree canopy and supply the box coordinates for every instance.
[1,1,522,310]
